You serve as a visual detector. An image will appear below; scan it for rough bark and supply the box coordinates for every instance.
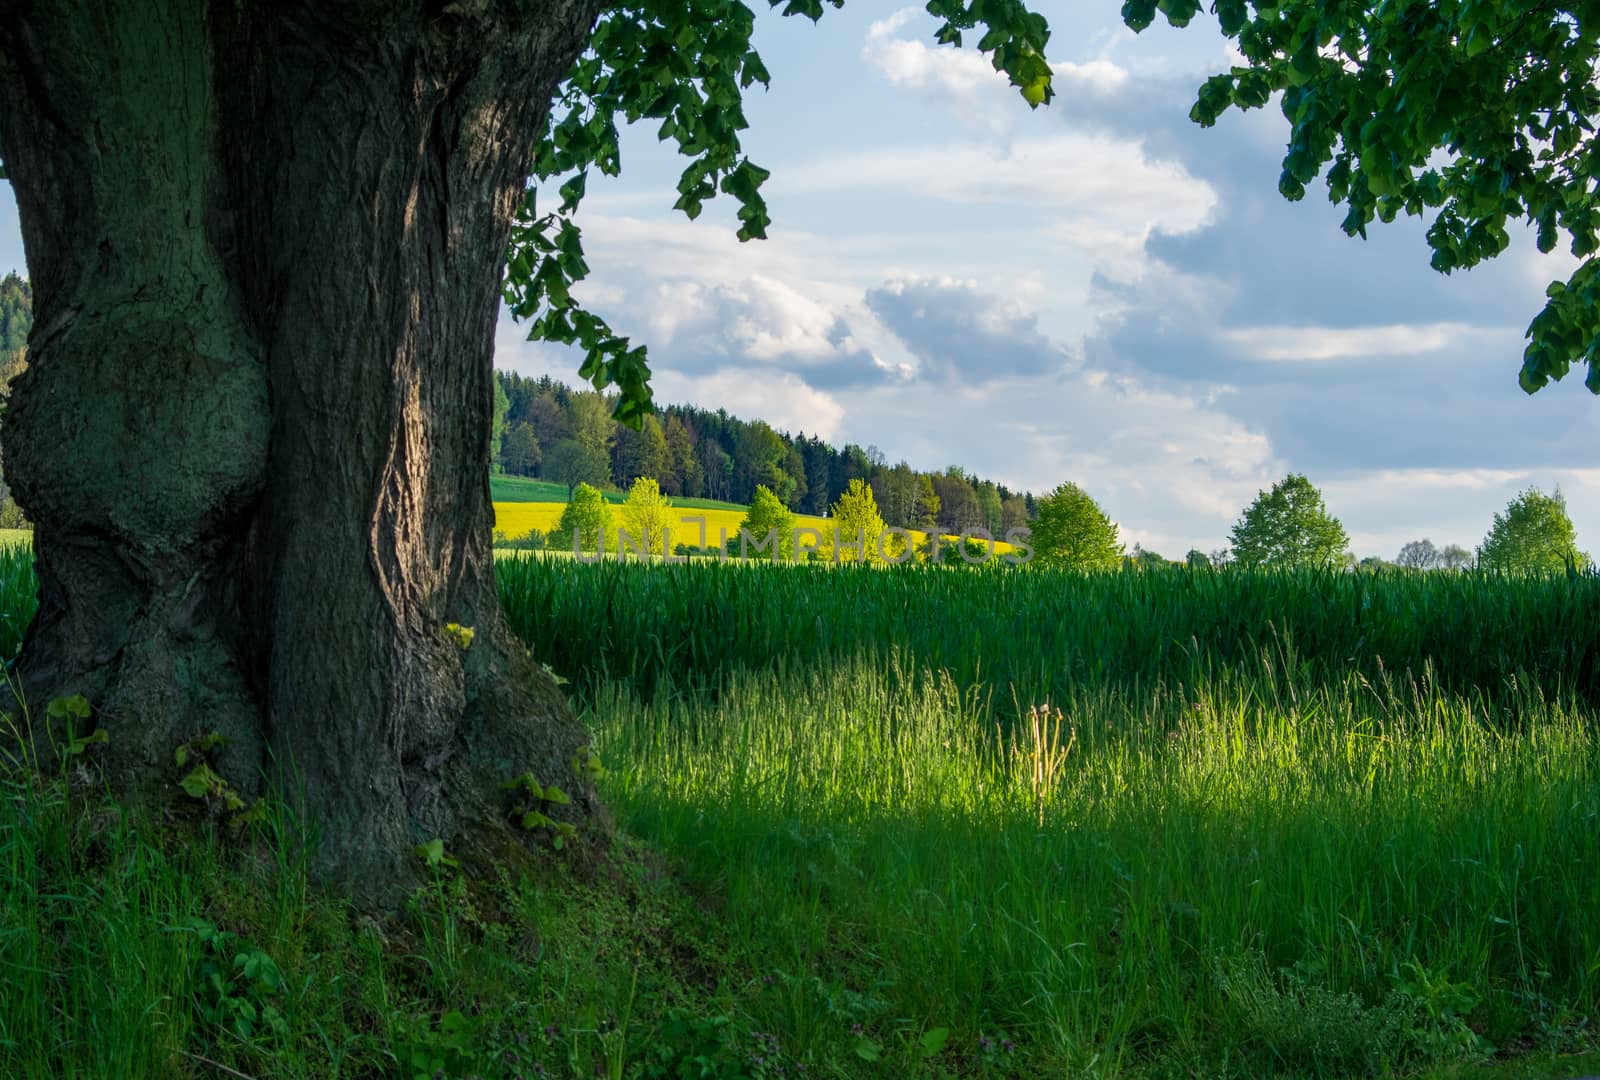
[0,0,608,900]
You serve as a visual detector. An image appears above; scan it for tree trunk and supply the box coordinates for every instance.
[0,0,607,900]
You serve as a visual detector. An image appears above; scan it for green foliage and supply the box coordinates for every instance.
[543,439,610,498]
[493,372,1032,521]
[1229,473,1349,569]
[502,1,1056,423]
[1478,486,1590,574]
[501,419,541,477]
[180,918,289,1045]
[505,772,578,848]
[492,525,548,551]
[736,483,795,561]
[0,272,30,358]
[554,481,613,552]
[1132,0,1600,393]
[827,477,894,563]
[496,553,1600,715]
[490,377,511,474]
[1029,481,1122,570]
[620,475,673,558]
[643,1010,789,1078]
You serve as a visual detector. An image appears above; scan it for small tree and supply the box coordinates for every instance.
[1395,539,1438,570]
[1478,487,1590,574]
[553,482,612,554]
[829,478,893,564]
[1437,544,1475,571]
[1228,474,1349,569]
[543,438,610,499]
[1185,548,1212,570]
[620,476,673,559]
[738,484,796,562]
[1129,544,1166,568]
[1030,482,1122,571]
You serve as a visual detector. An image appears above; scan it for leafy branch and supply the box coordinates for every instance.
[503,0,1055,426]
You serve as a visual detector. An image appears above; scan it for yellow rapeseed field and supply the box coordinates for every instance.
[491,502,1018,559]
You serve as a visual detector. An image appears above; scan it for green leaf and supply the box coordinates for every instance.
[920,1027,951,1057]
[65,728,108,756]
[541,784,571,805]
[179,764,222,799]
[47,694,91,722]
[415,838,457,869]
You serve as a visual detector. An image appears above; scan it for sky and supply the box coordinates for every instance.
[3,2,1598,560]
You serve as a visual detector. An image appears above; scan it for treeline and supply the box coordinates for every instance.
[494,372,1037,535]
[0,273,29,359]
[0,273,31,528]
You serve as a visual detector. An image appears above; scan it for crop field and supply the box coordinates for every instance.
[510,558,1600,1075]
[492,501,1022,560]
[4,549,1599,1077]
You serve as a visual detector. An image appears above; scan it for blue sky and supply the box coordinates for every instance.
[4,2,1597,560]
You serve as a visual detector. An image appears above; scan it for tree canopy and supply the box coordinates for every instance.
[738,484,796,561]
[555,482,613,553]
[1228,474,1349,569]
[1029,482,1122,571]
[828,478,893,564]
[1126,0,1600,395]
[1477,486,1589,573]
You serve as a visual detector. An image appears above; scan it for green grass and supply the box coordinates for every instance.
[593,655,1600,1075]
[498,557,1600,712]
[492,473,746,511]
[1,546,1598,1076]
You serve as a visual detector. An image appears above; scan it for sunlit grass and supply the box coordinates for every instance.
[594,655,1600,1073]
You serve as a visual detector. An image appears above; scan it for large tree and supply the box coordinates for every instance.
[0,0,1054,897]
[1029,481,1123,571]
[1229,474,1349,569]
[1477,486,1590,574]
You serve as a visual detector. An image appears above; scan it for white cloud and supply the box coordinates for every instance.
[863,8,1001,98]
[863,7,1131,100]
[1218,322,1478,361]
[773,134,1218,236]
[654,368,847,441]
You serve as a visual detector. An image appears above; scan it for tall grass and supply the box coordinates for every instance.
[593,653,1600,1074]
[499,557,1600,713]
[0,547,1598,1074]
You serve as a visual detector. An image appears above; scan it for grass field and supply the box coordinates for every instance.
[2,549,1598,1077]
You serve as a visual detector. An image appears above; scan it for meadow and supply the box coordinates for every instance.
[2,549,1599,1078]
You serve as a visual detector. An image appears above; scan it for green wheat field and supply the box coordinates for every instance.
[3,548,1599,1078]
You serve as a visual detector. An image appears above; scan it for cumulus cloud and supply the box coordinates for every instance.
[861,6,1132,126]
[864,276,1074,383]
